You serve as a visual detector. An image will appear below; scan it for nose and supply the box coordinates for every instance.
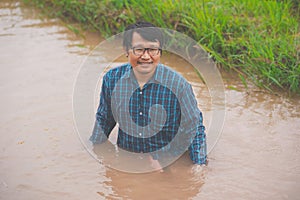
[141,50,151,59]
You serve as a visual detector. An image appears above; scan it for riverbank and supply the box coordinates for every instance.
[23,0,300,94]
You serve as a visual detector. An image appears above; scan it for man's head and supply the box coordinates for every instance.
[123,21,164,75]
[123,21,164,52]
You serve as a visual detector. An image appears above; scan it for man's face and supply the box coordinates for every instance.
[128,32,161,75]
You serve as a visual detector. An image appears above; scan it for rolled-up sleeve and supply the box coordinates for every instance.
[180,83,207,164]
[90,76,116,144]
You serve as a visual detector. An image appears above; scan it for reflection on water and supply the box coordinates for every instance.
[0,1,300,200]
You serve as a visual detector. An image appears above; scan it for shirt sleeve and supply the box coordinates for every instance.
[180,83,207,165]
[89,76,116,144]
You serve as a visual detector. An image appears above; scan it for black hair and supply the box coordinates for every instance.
[123,21,164,52]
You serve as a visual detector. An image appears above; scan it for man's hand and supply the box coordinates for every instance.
[192,164,206,174]
[148,155,163,172]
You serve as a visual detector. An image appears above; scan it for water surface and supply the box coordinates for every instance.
[0,1,299,199]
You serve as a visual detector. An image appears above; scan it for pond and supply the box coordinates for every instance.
[0,1,299,199]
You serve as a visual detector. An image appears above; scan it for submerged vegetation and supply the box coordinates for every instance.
[24,0,300,93]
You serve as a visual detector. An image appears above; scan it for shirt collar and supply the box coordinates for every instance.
[123,63,165,84]
[122,63,132,79]
[152,63,165,84]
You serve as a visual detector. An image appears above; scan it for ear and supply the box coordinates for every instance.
[123,47,129,57]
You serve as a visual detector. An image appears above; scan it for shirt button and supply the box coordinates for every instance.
[139,112,143,115]
[139,133,142,136]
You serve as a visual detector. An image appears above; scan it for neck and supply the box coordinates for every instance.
[132,69,156,89]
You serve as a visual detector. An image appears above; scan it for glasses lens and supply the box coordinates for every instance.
[148,48,160,56]
[132,47,160,56]
[133,48,144,56]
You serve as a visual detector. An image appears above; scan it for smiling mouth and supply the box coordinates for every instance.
[137,61,153,65]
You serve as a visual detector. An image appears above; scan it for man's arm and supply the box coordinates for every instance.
[90,77,116,144]
[188,111,207,165]
[180,83,207,165]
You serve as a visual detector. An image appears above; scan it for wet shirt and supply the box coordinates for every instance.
[90,63,207,164]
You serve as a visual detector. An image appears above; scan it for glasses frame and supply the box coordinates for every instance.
[131,47,162,57]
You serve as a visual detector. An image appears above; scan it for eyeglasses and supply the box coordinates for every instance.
[131,47,161,56]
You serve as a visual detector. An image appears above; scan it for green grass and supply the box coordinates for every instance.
[23,0,300,94]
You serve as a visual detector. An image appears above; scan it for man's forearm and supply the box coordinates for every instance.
[89,120,109,144]
[188,126,207,165]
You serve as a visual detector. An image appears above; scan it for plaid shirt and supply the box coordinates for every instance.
[90,63,207,164]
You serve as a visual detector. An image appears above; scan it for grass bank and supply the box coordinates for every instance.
[24,0,300,94]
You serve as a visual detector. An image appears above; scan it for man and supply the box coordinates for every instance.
[90,21,207,171]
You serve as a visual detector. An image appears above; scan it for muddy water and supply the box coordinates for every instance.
[1,1,299,200]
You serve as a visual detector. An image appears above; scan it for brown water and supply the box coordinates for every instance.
[1,1,300,200]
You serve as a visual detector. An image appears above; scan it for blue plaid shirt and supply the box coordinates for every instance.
[90,63,207,164]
